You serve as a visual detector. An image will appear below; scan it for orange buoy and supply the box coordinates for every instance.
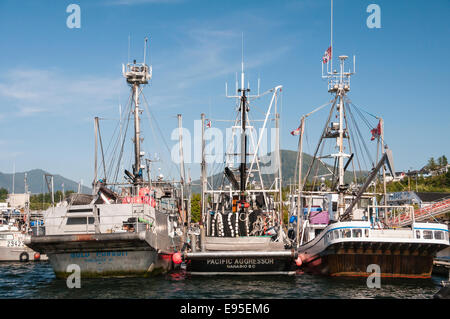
[172,252,182,264]
[295,256,302,266]
[34,252,40,261]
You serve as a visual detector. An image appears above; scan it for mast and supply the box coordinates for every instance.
[296,117,305,248]
[133,82,142,186]
[122,37,151,193]
[237,48,250,206]
[201,113,207,227]
[178,114,186,233]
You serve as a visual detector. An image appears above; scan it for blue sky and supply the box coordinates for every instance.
[0,0,449,188]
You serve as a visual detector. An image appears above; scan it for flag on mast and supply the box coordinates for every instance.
[206,119,211,128]
[370,120,381,141]
[322,46,332,64]
[291,124,302,136]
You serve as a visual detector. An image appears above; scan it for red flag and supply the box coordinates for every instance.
[291,125,301,136]
[206,119,211,128]
[322,46,332,64]
[370,121,381,141]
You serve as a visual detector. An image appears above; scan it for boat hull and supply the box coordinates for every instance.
[185,251,297,275]
[300,241,448,279]
[25,231,177,278]
[0,246,46,262]
[48,250,173,279]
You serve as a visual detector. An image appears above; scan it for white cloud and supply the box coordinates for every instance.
[0,68,123,118]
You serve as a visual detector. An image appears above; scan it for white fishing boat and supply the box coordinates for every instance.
[25,38,184,278]
[0,174,47,262]
[182,52,297,275]
[289,49,449,278]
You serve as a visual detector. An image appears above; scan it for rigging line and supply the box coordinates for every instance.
[346,98,379,120]
[108,91,133,185]
[303,99,335,119]
[342,103,358,184]
[353,110,375,169]
[97,121,107,181]
[302,95,338,186]
[346,104,369,171]
[95,117,120,181]
[311,141,326,191]
[140,91,181,178]
[347,104,372,171]
[112,94,133,185]
[111,93,133,184]
[350,100,388,147]
[348,100,377,132]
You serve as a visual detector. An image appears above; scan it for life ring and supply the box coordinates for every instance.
[19,252,29,262]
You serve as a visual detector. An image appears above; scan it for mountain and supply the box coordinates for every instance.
[190,149,368,193]
[0,169,91,194]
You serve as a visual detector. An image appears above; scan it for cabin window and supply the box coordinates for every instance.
[358,199,369,209]
[416,230,421,239]
[434,231,444,240]
[341,229,351,238]
[329,231,334,241]
[423,230,433,240]
[332,202,337,212]
[333,230,340,239]
[66,217,95,225]
[364,229,369,237]
[445,232,449,241]
[352,229,362,238]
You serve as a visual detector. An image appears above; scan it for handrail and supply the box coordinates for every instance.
[387,197,450,226]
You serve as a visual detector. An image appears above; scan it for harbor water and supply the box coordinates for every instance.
[0,261,446,299]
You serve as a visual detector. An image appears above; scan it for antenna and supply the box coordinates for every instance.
[330,0,333,74]
[128,34,131,64]
[241,32,245,91]
[257,74,260,96]
[143,36,148,66]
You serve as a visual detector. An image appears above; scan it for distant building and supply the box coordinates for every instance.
[0,202,7,212]
[6,193,30,209]
[383,191,450,208]
[384,171,406,183]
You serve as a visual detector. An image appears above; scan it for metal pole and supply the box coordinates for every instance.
[337,63,345,218]
[177,114,186,234]
[201,113,208,236]
[94,117,98,190]
[276,112,283,229]
[133,83,142,192]
[296,117,305,249]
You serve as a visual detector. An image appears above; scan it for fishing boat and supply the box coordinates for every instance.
[0,208,46,262]
[182,54,297,275]
[289,51,449,278]
[1,175,47,262]
[25,39,184,278]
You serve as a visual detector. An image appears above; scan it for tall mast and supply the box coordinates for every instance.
[133,82,142,183]
[331,55,353,219]
[122,37,152,192]
[296,117,305,248]
[201,113,207,226]
[178,114,186,230]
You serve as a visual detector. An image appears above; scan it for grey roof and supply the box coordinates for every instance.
[415,192,450,203]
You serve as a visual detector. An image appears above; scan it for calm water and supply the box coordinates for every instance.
[0,261,446,299]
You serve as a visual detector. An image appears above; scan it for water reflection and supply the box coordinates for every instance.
[0,261,444,299]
